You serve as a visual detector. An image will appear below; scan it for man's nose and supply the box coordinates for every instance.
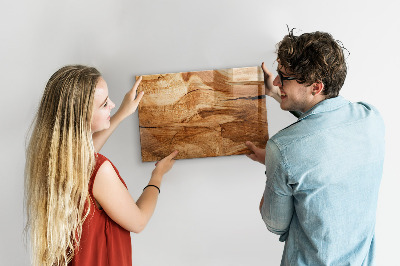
[273,75,281,87]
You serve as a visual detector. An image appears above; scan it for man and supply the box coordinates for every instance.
[246,31,385,265]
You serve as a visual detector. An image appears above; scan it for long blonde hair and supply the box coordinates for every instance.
[25,65,101,265]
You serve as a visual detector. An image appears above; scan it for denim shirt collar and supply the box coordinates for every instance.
[298,95,350,121]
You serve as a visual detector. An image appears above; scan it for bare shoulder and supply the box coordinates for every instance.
[93,160,126,198]
[97,160,117,178]
[91,159,140,232]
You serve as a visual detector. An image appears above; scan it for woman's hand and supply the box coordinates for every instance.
[262,62,281,103]
[152,150,179,178]
[92,77,145,152]
[115,76,144,120]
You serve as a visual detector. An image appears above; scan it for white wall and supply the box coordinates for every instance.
[1,0,399,265]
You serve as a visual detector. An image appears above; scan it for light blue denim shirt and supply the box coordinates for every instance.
[261,96,385,266]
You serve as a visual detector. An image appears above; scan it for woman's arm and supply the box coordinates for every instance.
[93,150,178,233]
[92,77,144,152]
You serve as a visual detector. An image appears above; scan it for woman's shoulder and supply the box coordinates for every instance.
[90,153,114,191]
[94,153,127,188]
[94,153,117,172]
[91,153,109,177]
[97,160,117,177]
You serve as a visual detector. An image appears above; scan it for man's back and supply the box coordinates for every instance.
[261,96,385,265]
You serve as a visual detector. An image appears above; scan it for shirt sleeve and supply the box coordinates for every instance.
[260,139,294,241]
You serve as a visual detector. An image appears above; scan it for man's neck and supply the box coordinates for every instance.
[301,95,327,113]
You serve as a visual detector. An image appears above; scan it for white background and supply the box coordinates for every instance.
[1,0,399,265]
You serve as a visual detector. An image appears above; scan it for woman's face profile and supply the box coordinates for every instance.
[91,77,115,133]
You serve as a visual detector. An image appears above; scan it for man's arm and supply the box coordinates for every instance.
[259,195,264,211]
[259,140,294,240]
[260,184,293,238]
[246,138,294,239]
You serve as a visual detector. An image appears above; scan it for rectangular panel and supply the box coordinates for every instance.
[137,66,269,162]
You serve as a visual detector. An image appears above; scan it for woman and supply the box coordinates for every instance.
[25,65,177,265]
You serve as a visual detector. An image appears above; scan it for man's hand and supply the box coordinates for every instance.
[262,62,281,103]
[245,141,266,165]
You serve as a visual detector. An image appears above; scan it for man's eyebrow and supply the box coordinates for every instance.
[277,68,291,77]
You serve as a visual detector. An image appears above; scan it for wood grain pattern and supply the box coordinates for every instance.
[137,66,269,162]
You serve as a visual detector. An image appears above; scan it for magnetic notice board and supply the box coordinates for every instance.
[137,66,269,162]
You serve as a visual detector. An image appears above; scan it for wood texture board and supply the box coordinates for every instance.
[137,66,269,162]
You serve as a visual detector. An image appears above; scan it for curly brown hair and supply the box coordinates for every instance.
[277,30,348,98]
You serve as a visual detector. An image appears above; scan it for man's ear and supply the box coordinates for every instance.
[312,82,324,96]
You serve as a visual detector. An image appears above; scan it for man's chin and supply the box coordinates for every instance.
[279,103,290,111]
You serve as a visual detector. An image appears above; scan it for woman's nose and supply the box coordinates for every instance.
[109,100,115,109]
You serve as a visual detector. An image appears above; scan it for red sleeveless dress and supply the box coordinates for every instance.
[69,153,132,266]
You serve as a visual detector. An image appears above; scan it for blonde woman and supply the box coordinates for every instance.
[25,65,178,266]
